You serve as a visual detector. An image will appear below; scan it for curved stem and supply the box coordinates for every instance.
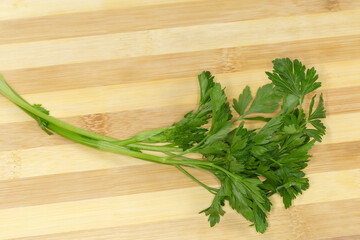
[0,78,117,142]
[0,76,170,147]
[175,165,218,194]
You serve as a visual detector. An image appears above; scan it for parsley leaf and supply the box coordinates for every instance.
[233,86,252,116]
[245,84,281,115]
[309,94,326,120]
[233,84,281,118]
[266,58,321,99]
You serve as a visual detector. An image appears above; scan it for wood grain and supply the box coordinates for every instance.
[0,1,359,239]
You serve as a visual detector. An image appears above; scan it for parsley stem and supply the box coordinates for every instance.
[269,158,283,167]
[0,76,173,151]
[127,143,183,153]
[46,123,171,165]
[163,152,196,161]
[175,165,218,194]
[0,78,117,142]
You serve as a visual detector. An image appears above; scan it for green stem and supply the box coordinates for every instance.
[45,122,212,169]
[0,78,117,142]
[269,158,283,167]
[163,151,202,162]
[47,123,171,165]
[175,165,218,194]
[0,76,169,147]
[298,97,303,122]
[126,143,183,153]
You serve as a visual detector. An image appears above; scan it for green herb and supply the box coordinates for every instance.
[0,58,326,233]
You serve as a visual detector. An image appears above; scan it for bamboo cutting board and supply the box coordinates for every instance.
[0,1,360,239]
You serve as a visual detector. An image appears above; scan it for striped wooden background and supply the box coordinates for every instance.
[0,0,360,239]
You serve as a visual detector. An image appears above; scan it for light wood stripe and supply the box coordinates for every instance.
[1,10,360,71]
[321,111,360,144]
[0,169,358,239]
[0,0,203,21]
[6,199,360,240]
[0,144,149,180]
[1,0,360,45]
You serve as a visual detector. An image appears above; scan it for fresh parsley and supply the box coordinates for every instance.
[0,58,326,233]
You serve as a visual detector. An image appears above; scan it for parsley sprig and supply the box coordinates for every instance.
[0,58,326,233]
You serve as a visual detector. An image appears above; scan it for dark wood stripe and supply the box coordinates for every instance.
[2,34,360,95]
[308,140,360,174]
[0,163,216,209]
[1,0,358,45]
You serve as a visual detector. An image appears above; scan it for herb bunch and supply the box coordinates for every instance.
[0,58,326,233]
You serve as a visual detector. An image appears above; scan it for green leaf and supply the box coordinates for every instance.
[199,141,228,156]
[251,146,268,157]
[229,159,245,173]
[231,138,247,152]
[281,133,306,151]
[283,124,299,134]
[280,94,299,114]
[309,94,325,120]
[200,187,226,227]
[266,58,321,99]
[205,122,233,145]
[276,176,309,209]
[209,83,232,133]
[230,121,248,152]
[198,83,233,153]
[198,71,215,105]
[266,58,304,96]
[308,94,316,116]
[253,204,269,233]
[310,119,326,135]
[301,67,321,97]
[279,140,315,163]
[166,102,212,149]
[254,115,283,145]
[304,129,323,142]
[233,86,252,116]
[245,84,281,115]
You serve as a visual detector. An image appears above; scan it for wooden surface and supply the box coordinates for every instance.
[0,0,360,239]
